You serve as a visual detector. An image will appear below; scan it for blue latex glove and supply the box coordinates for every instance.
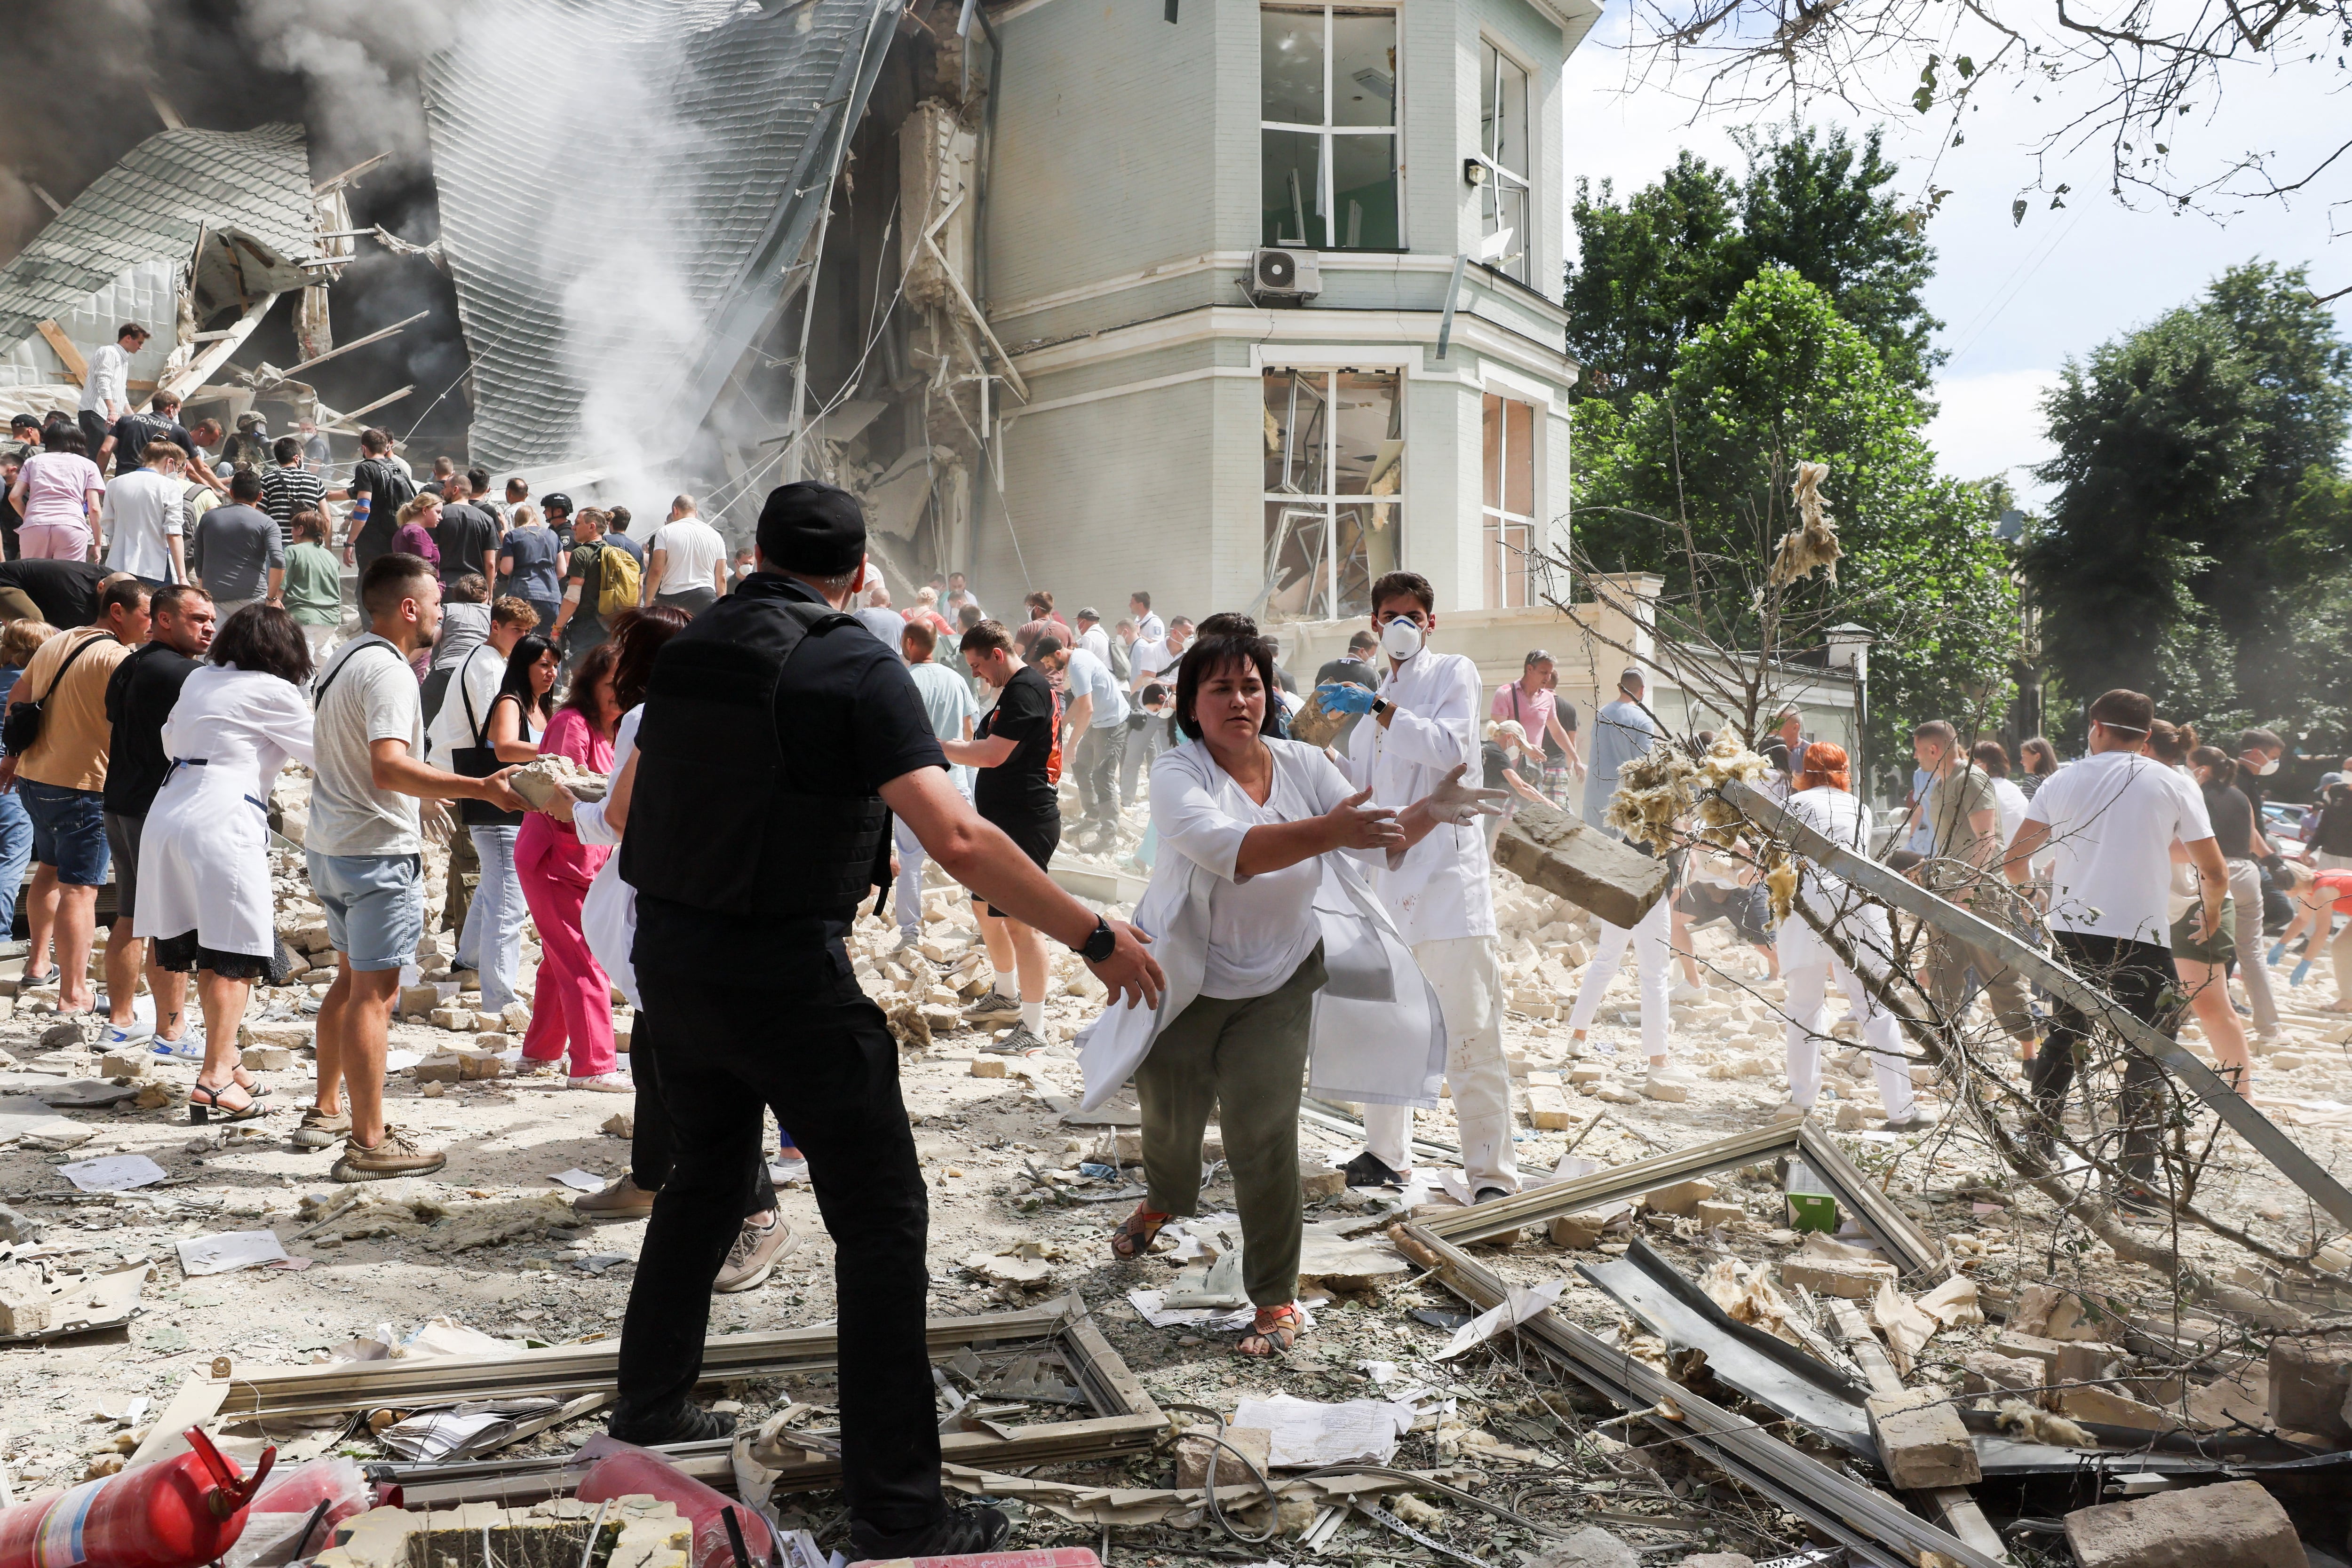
[1315,682,1377,716]
[2292,957,2313,987]
[2268,941,2287,966]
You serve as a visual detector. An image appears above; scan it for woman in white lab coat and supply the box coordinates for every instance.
[1772,742,1925,1132]
[135,605,315,1124]
[1079,629,1497,1356]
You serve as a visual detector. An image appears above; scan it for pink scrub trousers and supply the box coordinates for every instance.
[514,708,616,1077]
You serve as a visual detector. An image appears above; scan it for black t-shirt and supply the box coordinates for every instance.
[0,560,108,627]
[110,413,197,475]
[103,643,200,817]
[348,458,414,554]
[563,540,610,644]
[634,576,949,972]
[1315,655,1376,691]
[974,664,1059,825]
[2316,795,2352,858]
[435,502,499,581]
[2205,783,2259,861]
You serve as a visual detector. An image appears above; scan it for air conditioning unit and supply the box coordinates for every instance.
[1247,247,1322,306]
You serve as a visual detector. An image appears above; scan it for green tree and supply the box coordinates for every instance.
[2024,261,2352,738]
[1573,267,2019,769]
[1565,125,1941,410]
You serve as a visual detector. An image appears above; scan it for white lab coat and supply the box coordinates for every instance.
[1077,737,1445,1111]
[1341,649,1494,945]
[1773,785,1895,976]
[135,665,314,956]
[576,706,643,1006]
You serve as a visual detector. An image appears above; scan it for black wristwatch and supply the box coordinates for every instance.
[1078,916,1117,963]
[1371,697,1390,715]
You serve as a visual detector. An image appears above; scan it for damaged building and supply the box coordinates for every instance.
[0,123,364,436]
[417,0,1597,621]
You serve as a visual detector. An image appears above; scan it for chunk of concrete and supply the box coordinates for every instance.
[1989,1329,2067,1373]
[2057,1340,2125,1386]
[1299,1159,1346,1202]
[1961,1350,2044,1396]
[2063,1479,2307,1568]
[969,1058,1007,1078]
[1494,801,1672,929]
[1644,1177,1718,1215]
[1176,1424,1271,1488]
[1548,1200,1632,1250]
[1780,1254,1898,1299]
[2265,1335,2352,1443]
[1526,1526,1640,1568]
[0,1264,53,1336]
[239,1045,296,1072]
[1865,1388,1981,1489]
[2058,1384,2182,1432]
[1692,1199,1746,1228]
[1527,1085,1574,1129]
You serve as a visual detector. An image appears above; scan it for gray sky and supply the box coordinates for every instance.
[1559,11,2352,506]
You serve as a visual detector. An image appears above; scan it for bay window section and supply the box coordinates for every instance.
[1261,6,1399,251]
[1264,368,1402,620]
[1474,41,1531,282]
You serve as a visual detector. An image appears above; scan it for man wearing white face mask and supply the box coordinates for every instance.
[2235,728,2285,818]
[1317,572,1518,1200]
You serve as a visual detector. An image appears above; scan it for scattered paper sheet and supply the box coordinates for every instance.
[1436,1277,1565,1359]
[57,1154,169,1192]
[0,1096,93,1148]
[383,1050,422,1074]
[548,1169,605,1192]
[1127,1290,1325,1331]
[1231,1393,1416,1466]
[177,1229,290,1276]
[377,1397,561,1460]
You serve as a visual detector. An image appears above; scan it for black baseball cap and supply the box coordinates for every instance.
[757,482,866,575]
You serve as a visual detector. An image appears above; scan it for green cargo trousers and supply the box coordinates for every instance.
[1134,943,1326,1308]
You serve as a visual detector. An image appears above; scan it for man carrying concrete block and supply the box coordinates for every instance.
[1319,571,1518,1201]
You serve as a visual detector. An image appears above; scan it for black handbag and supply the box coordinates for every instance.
[2,632,107,757]
[450,654,526,829]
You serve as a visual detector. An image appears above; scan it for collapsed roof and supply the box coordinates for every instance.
[420,0,900,477]
[0,124,337,414]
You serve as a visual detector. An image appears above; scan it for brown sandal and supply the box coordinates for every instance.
[1238,1302,1304,1357]
[1110,1204,1174,1260]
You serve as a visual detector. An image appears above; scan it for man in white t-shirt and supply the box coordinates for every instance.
[1128,591,1165,646]
[1122,617,1190,803]
[99,441,189,586]
[643,494,728,614]
[1034,634,1127,848]
[1073,607,1112,668]
[77,324,146,459]
[305,554,523,1183]
[2003,687,2225,1199]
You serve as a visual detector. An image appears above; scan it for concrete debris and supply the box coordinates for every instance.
[1526,1526,1640,1568]
[1863,1388,1980,1488]
[1493,800,1672,928]
[2264,1335,2351,1441]
[2062,1480,2308,1568]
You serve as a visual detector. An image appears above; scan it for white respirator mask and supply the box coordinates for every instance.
[1381,618,1425,660]
[2255,755,2280,776]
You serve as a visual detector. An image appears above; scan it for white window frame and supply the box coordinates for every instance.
[1263,364,1406,620]
[1472,36,1534,284]
[1483,389,1538,609]
[1260,1,1405,253]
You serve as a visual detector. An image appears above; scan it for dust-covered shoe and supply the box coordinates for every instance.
[714,1213,794,1293]
[289,1108,351,1149]
[574,1175,657,1218]
[983,1022,1048,1056]
[330,1126,447,1181]
[962,991,1021,1024]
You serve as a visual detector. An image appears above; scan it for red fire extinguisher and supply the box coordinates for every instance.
[0,1427,275,1568]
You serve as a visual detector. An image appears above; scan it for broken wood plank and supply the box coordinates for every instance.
[1492,799,1672,929]
[34,322,85,385]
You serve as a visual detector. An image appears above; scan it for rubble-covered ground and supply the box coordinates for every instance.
[0,789,2344,1566]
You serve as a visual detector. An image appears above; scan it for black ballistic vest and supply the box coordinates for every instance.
[622,592,890,920]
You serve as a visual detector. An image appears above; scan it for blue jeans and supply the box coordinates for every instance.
[459,824,525,1013]
[19,781,108,886]
[0,791,31,938]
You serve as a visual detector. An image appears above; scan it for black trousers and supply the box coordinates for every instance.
[77,410,111,467]
[2026,930,2183,1183]
[626,1007,776,1211]
[618,942,939,1533]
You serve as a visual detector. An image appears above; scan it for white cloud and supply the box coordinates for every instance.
[1923,369,2061,501]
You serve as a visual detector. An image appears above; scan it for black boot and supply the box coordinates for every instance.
[609,1400,739,1446]
[848,1504,1009,1563]
[1343,1150,1405,1189]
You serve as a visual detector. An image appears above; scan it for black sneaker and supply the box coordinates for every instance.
[1472,1185,1514,1204]
[848,1504,1010,1564]
[608,1402,739,1446]
[1343,1151,1405,1189]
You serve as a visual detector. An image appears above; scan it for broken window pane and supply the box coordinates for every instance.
[1332,12,1396,127]
[1331,134,1399,250]
[1477,41,1532,281]
[1262,7,1325,125]
[1262,130,1325,249]
[1505,397,1534,515]
[1265,368,1401,620]
[1483,391,1537,608]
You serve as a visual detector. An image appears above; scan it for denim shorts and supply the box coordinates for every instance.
[20,781,110,887]
[305,850,424,971]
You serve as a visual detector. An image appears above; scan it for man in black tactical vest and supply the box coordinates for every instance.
[611,482,1164,1560]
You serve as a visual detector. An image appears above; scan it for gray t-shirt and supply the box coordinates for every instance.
[309,635,423,857]
[190,502,284,602]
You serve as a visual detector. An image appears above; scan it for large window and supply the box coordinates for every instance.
[1474,41,1531,282]
[1264,368,1402,620]
[1262,6,1399,251]
[1483,392,1536,608]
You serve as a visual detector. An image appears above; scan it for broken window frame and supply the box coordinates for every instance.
[1263,365,1403,621]
[140,1296,1167,1506]
[1260,2,1403,252]
[1482,390,1538,609]
[1472,39,1534,282]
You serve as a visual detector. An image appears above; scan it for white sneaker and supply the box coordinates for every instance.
[151,1032,205,1061]
[568,1071,636,1093]
[1669,981,1705,1004]
[100,1021,154,1049]
[769,1158,810,1187]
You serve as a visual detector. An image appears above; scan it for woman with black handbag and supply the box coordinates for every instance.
[451,632,553,1018]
